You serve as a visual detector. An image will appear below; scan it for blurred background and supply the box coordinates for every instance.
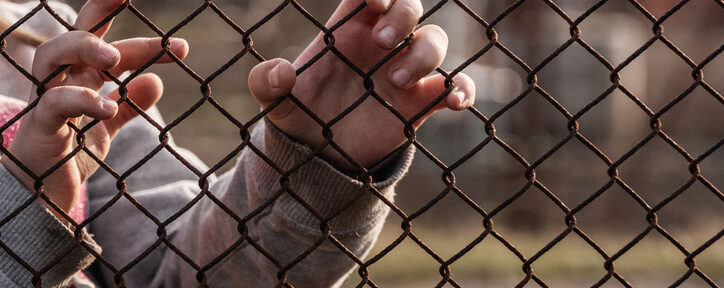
[51,0,724,286]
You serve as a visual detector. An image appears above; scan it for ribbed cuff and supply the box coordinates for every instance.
[247,118,414,235]
[0,164,100,287]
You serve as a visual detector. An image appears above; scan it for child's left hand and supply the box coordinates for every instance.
[1,0,189,216]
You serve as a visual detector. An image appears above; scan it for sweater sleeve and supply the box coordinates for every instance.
[0,3,100,286]
[86,109,413,287]
[0,164,101,288]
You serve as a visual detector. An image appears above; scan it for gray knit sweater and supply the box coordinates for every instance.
[0,2,412,287]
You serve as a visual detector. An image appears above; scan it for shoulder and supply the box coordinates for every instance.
[0,1,78,39]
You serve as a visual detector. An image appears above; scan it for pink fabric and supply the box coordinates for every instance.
[0,102,88,223]
[0,106,23,149]
[69,183,88,223]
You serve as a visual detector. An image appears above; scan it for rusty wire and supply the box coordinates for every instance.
[0,0,723,287]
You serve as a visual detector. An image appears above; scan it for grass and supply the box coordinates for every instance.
[342,227,724,287]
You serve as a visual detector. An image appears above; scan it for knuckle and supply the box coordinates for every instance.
[406,48,438,71]
[454,72,473,83]
[44,87,97,117]
[78,87,98,102]
[397,0,423,22]
[35,40,51,56]
[90,0,124,12]
[411,39,446,68]
[417,25,448,59]
[365,0,387,12]
[85,34,105,51]
[39,87,67,116]
[453,73,475,91]
[34,31,95,56]
[49,86,95,105]
[68,30,97,42]
[70,31,102,48]
[143,37,158,52]
[407,0,423,14]
[44,87,68,105]
[423,24,448,45]
[409,0,424,18]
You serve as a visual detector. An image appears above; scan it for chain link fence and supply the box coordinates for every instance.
[1,0,723,287]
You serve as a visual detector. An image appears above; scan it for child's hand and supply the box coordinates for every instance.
[248,0,476,171]
[0,0,189,216]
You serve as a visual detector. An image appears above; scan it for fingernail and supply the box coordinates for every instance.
[453,87,466,107]
[170,38,187,51]
[392,68,412,88]
[101,96,117,112]
[101,43,120,66]
[379,25,397,48]
[268,62,282,89]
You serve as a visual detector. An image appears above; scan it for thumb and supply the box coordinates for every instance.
[248,58,296,116]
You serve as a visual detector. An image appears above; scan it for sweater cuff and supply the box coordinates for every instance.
[247,118,414,235]
[0,164,100,287]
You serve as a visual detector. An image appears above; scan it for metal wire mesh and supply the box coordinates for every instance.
[0,0,723,287]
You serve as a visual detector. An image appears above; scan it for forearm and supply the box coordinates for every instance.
[85,106,212,287]
[86,111,412,287]
[172,119,414,287]
[0,164,100,288]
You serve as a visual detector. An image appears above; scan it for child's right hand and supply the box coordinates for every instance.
[0,0,189,217]
[247,0,476,172]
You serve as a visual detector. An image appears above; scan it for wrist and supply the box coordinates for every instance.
[0,154,76,221]
[264,118,359,171]
[263,117,402,178]
[0,155,35,194]
[0,156,69,223]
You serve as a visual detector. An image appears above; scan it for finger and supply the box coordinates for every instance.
[326,0,384,26]
[248,58,297,116]
[444,74,476,110]
[404,73,475,123]
[387,25,448,89]
[373,0,423,49]
[366,0,393,13]
[33,31,120,81]
[107,37,189,77]
[33,86,118,134]
[102,73,163,137]
[75,0,126,38]
[64,65,106,91]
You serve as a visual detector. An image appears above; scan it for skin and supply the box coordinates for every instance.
[250,0,476,171]
[1,0,190,216]
[1,0,476,217]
